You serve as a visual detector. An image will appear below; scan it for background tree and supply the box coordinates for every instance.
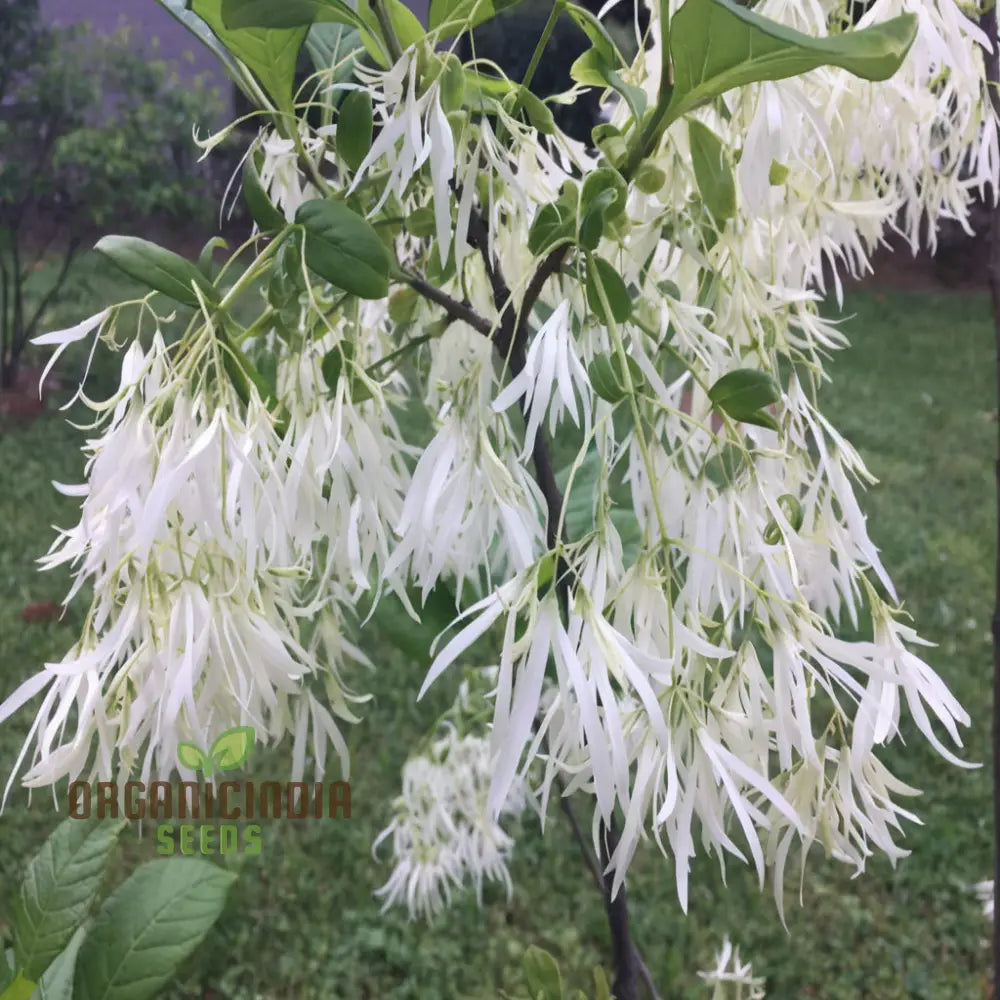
[0,0,220,390]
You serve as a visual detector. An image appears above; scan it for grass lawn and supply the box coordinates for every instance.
[0,262,994,999]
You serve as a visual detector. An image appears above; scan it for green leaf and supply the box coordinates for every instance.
[192,0,307,111]
[75,859,236,1000]
[13,818,126,981]
[569,48,647,125]
[592,965,612,1000]
[763,492,804,544]
[197,237,229,281]
[523,946,562,1000]
[587,352,645,404]
[380,0,426,49]
[578,187,618,251]
[210,725,255,771]
[609,506,641,564]
[634,163,666,194]
[439,54,466,112]
[586,256,632,326]
[581,168,627,220]
[429,0,525,36]
[359,585,462,667]
[0,973,35,1000]
[404,206,437,238]
[388,286,420,326]
[176,742,209,772]
[707,367,781,419]
[242,154,286,233]
[769,159,789,185]
[296,199,392,299]
[562,6,647,125]
[688,119,736,226]
[337,90,374,171]
[0,950,12,992]
[556,447,603,540]
[666,0,918,122]
[94,236,218,310]
[305,22,366,81]
[31,924,89,1000]
[528,201,575,257]
[509,88,555,135]
[155,0,247,84]
[220,0,365,30]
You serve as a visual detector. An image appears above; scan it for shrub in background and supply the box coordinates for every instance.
[0,0,221,390]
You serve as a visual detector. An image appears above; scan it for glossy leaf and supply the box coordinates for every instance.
[587,352,645,404]
[242,153,286,232]
[666,0,917,122]
[688,119,736,225]
[429,0,526,36]
[337,90,374,170]
[94,236,217,309]
[586,256,632,325]
[220,0,364,30]
[192,0,307,110]
[296,199,392,299]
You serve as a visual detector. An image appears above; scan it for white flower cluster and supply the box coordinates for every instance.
[698,938,766,1000]
[372,725,532,919]
[5,0,995,929]
[974,879,994,920]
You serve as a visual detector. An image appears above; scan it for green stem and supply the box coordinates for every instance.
[496,0,564,146]
[372,0,404,64]
[217,228,294,312]
[366,331,440,377]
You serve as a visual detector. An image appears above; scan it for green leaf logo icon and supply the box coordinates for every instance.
[210,726,255,772]
[176,726,255,775]
[177,742,209,772]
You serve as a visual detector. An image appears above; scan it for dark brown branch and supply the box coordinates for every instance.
[403,273,496,339]
[18,236,82,353]
[554,778,662,1000]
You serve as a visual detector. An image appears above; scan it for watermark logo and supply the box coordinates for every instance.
[177,725,255,776]
[66,725,351,856]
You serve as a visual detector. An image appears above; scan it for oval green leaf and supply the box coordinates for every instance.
[586,256,632,326]
[337,89,374,171]
[75,859,236,1000]
[94,236,218,310]
[13,818,126,981]
[688,119,736,226]
[707,368,781,419]
[296,199,392,300]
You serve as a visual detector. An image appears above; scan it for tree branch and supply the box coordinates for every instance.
[401,272,496,339]
[18,235,82,355]
[554,779,662,1000]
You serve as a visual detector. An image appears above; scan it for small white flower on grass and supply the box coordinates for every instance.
[974,879,994,920]
[698,938,766,1000]
[372,728,531,921]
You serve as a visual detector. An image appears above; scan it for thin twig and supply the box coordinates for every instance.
[401,272,496,338]
[554,779,662,1000]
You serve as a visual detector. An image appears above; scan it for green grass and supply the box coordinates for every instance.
[0,276,995,999]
